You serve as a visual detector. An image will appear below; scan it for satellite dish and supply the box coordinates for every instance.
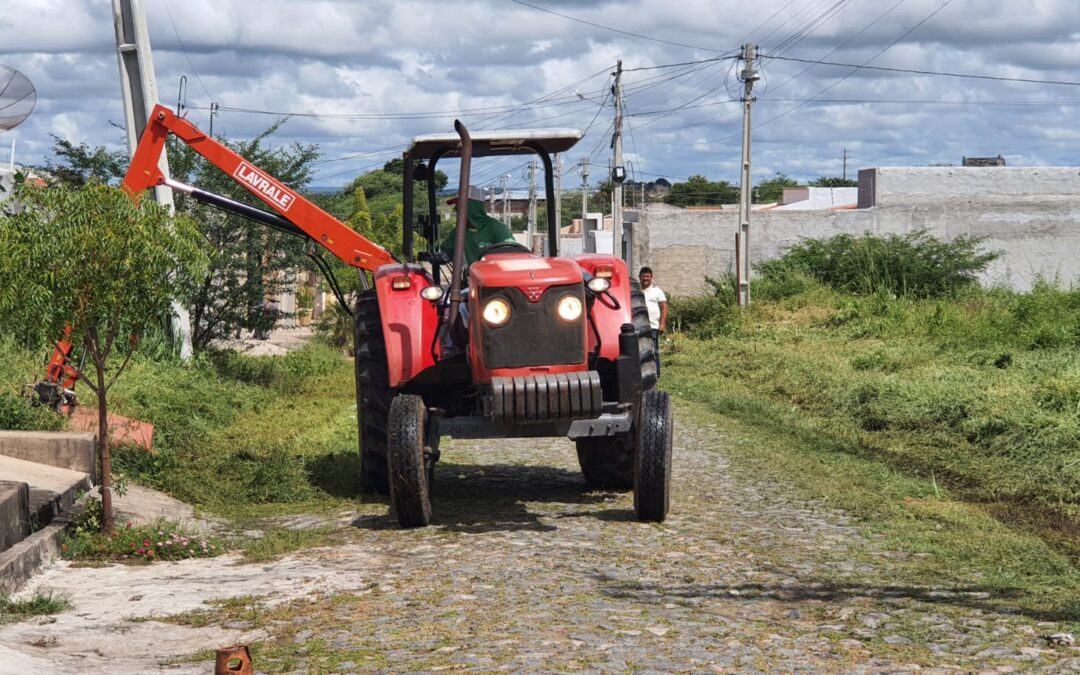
[0,66,37,131]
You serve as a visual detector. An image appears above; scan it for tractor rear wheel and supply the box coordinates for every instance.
[575,278,657,489]
[387,394,432,528]
[354,289,391,495]
[634,388,673,522]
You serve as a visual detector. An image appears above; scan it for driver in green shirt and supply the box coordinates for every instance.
[439,185,516,266]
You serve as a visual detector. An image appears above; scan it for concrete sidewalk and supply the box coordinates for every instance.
[0,432,94,593]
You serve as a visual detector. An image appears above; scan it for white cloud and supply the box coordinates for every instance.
[3,0,1080,186]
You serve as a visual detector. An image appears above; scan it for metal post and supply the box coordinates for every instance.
[736,43,758,307]
[113,0,192,360]
[612,60,625,263]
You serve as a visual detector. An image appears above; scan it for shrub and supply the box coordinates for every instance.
[667,275,738,339]
[759,230,1000,298]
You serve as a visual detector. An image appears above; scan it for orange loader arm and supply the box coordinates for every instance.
[123,104,394,271]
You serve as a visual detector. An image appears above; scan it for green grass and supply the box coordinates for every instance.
[106,342,365,519]
[665,278,1080,622]
[240,526,340,562]
[0,337,65,431]
[0,591,71,624]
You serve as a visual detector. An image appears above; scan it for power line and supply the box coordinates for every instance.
[511,0,735,53]
[160,0,212,101]
[669,0,957,147]
[763,54,1080,87]
[764,97,1080,107]
[623,56,736,72]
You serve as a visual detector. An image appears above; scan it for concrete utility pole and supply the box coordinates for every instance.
[112,0,193,360]
[527,160,538,250]
[579,157,589,219]
[842,147,848,181]
[501,174,510,224]
[611,59,625,263]
[736,43,759,308]
[554,153,562,255]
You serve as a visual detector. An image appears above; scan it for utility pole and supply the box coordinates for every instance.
[554,153,562,256]
[527,160,537,251]
[736,43,759,307]
[611,59,626,263]
[501,174,510,224]
[579,157,589,219]
[112,0,192,360]
[842,147,848,181]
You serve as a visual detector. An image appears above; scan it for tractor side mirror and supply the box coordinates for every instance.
[413,162,429,181]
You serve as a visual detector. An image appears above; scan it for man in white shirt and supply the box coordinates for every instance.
[639,266,667,378]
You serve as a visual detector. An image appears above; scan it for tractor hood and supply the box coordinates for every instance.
[468,253,583,298]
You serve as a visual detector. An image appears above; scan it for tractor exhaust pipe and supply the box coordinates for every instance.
[447,119,473,333]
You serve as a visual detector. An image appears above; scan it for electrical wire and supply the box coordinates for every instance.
[763,54,1080,88]
[160,0,213,101]
[510,0,737,53]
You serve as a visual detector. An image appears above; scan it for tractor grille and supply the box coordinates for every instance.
[491,371,602,424]
[479,284,585,369]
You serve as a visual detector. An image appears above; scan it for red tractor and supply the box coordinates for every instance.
[123,105,672,527]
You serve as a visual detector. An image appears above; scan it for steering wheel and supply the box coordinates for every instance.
[482,242,531,256]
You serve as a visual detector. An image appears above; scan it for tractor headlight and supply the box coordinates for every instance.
[482,298,511,326]
[420,285,443,302]
[557,295,583,322]
[586,277,610,293]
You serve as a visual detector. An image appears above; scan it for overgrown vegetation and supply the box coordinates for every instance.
[665,232,1080,605]
[106,342,364,517]
[758,230,1000,298]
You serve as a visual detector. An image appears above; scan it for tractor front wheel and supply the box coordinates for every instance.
[575,278,657,489]
[634,389,673,522]
[387,394,432,528]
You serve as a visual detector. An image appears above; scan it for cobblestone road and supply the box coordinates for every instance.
[4,405,1079,672]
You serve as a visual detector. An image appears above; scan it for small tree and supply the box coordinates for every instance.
[810,176,857,188]
[753,173,799,204]
[665,175,737,207]
[0,182,206,532]
[167,122,319,349]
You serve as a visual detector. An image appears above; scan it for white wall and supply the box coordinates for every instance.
[641,167,1080,296]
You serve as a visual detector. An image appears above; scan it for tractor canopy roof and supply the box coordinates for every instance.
[406,129,583,160]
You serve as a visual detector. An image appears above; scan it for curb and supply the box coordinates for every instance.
[0,493,89,595]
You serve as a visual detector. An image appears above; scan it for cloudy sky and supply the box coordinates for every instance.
[2,0,1079,191]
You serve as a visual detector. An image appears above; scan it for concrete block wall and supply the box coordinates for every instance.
[640,167,1080,296]
[0,431,97,480]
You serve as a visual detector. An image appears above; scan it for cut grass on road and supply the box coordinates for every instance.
[666,282,1080,624]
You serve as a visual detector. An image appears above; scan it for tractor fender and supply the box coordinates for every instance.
[573,255,634,363]
[374,264,440,388]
